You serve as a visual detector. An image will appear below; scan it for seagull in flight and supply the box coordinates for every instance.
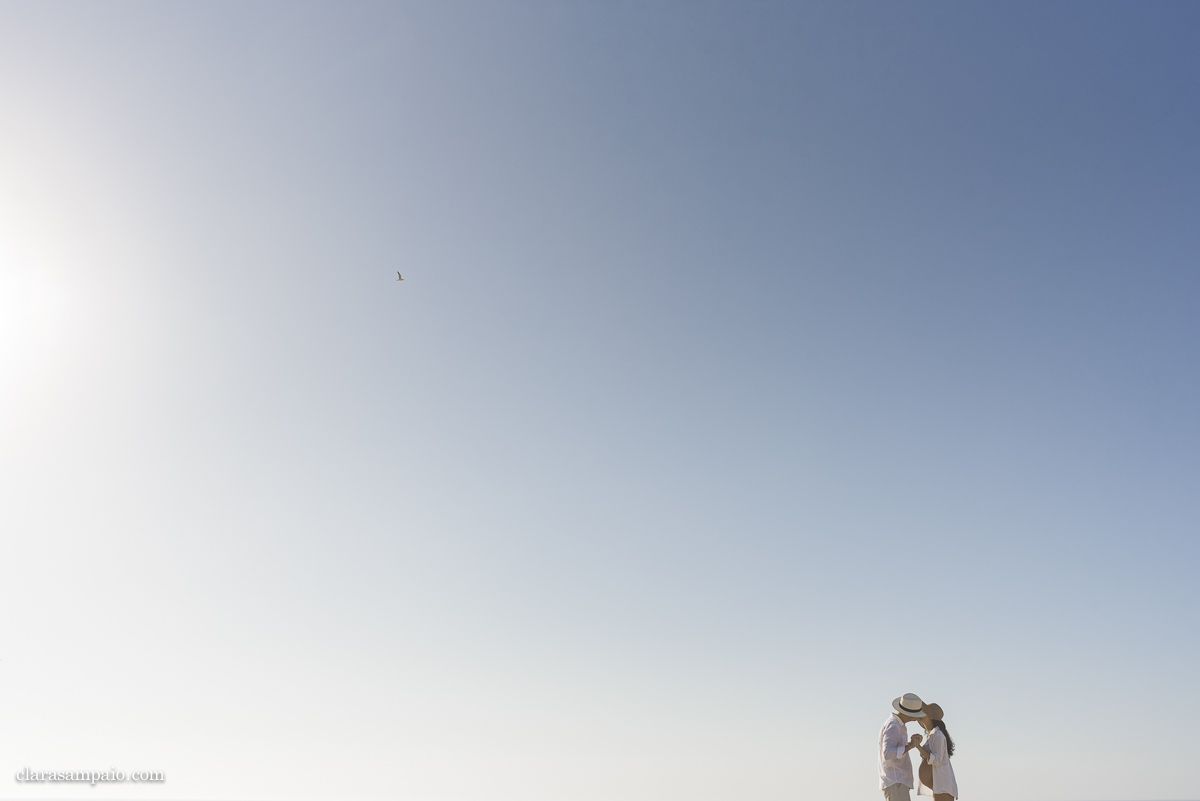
[396,272,404,281]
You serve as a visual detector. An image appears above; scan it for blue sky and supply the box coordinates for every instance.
[1,3,1197,800]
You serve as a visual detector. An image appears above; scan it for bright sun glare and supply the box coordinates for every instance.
[0,243,71,376]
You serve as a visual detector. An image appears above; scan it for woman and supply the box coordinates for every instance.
[913,702,958,801]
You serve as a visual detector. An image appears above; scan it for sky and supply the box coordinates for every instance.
[1,2,1198,800]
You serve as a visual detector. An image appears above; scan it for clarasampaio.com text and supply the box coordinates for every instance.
[15,767,164,784]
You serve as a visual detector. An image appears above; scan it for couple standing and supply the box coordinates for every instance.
[878,693,959,801]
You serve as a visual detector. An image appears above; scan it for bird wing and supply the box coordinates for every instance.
[397,272,403,280]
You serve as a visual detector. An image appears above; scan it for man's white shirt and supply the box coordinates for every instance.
[878,713,914,790]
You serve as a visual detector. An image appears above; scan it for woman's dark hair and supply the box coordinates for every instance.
[932,719,955,756]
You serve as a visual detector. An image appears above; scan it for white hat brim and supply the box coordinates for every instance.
[892,697,927,717]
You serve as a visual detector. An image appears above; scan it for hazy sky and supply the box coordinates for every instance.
[1,3,1198,801]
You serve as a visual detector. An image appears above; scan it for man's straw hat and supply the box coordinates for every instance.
[892,693,926,717]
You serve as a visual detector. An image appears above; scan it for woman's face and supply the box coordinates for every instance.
[919,716,935,731]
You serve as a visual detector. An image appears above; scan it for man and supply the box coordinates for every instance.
[878,693,926,801]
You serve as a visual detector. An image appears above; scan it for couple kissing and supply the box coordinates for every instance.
[878,692,958,801]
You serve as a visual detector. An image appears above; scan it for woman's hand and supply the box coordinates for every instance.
[910,735,928,759]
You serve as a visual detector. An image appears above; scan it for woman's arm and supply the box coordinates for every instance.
[926,730,947,767]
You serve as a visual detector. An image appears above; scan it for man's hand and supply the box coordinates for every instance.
[910,734,922,745]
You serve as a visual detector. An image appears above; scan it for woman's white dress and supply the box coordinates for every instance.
[916,727,958,798]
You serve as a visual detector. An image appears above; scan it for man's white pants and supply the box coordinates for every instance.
[883,783,912,801]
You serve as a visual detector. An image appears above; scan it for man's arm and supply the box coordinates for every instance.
[881,724,912,761]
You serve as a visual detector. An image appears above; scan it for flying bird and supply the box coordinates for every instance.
[396,272,404,281]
